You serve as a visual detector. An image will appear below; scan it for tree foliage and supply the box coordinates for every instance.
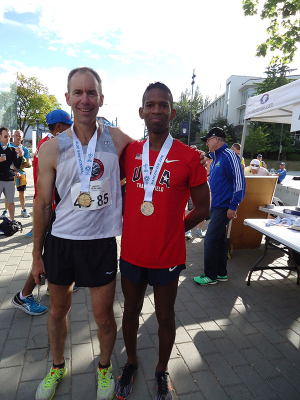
[171,87,207,144]
[243,0,300,63]
[244,125,270,157]
[254,62,295,94]
[17,72,60,135]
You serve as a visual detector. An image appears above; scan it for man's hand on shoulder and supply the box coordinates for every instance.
[190,145,207,168]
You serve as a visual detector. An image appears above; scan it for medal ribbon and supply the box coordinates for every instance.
[71,123,98,193]
[142,134,173,202]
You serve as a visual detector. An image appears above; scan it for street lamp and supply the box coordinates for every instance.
[188,69,196,146]
[36,110,40,147]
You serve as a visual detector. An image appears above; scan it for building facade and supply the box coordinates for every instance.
[199,75,300,133]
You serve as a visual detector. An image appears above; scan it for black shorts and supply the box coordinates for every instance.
[120,258,186,287]
[43,234,117,287]
[16,185,26,192]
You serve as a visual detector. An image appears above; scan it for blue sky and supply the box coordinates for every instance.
[1,0,300,138]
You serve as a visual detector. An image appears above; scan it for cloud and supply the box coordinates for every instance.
[65,47,79,58]
[48,46,57,51]
[84,50,100,60]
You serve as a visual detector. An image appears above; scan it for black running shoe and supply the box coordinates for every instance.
[115,363,138,400]
[155,371,173,400]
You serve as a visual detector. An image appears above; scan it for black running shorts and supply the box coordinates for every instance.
[43,234,117,287]
[120,258,186,287]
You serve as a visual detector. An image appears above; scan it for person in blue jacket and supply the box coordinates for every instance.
[193,127,245,285]
[276,162,287,184]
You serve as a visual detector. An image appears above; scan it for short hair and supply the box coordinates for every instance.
[14,130,24,137]
[218,137,226,143]
[67,67,102,94]
[47,122,71,133]
[47,123,57,133]
[0,127,9,136]
[142,82,173,108]
[231,143,241,151]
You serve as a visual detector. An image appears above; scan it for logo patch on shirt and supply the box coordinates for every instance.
[135,153,142,160]
[215,161,221,167]
[90,159,104,181]
[104,141,111,146]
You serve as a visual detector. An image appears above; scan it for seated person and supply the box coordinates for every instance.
[244,159,270,176]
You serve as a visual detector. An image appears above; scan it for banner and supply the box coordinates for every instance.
[180,121,189,137]
[291,102,300,132]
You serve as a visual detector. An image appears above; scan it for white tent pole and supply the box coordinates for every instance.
[240,118,248,159]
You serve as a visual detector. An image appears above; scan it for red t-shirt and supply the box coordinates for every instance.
[120,139,207,269]
[33,133,56,208]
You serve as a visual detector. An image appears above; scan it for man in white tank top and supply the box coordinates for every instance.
[32,67,133,400]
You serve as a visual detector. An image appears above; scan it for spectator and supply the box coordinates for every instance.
[231,143,245,171]
[244,159,269,176]
[275,162,287,183]
[0,127,23,220]
[193,127,245,285]
[257,154,267,169]
[3,130,31,218]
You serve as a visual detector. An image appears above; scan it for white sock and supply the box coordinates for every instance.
[19,291,30,300]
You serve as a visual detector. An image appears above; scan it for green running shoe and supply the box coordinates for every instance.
[193,274,217,285]
[217,275,228,282]
[35,366,67,400]
[97,363,115,400]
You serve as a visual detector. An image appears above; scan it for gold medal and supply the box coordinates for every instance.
[141,201,154,216]
[77,192,92,207]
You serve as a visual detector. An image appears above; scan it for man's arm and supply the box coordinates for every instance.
[12,147,23,169]
[227,152,246,220]
[108,127,134,158]
[185,182,210,232]
[21,157,31,169]
[32,139,58,285]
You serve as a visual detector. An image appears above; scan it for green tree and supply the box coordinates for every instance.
[244,125,270,157]
[17,72,61,136]
[171,87,205,144]
[251,63,297,159]
[243,0,300,64]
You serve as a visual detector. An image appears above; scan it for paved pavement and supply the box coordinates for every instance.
[1,168,300,400]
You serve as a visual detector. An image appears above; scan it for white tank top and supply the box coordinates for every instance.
[51,126,122,240]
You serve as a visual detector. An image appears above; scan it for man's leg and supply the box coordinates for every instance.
[89,279,117,366]
[12,271,47,316]
[19,190,26,209]
[121,275,148,365]
[47,283,73,364]
[153,278,179,372]
[6,202,15,220]
[36,283,71,400]
[204,208,229,280]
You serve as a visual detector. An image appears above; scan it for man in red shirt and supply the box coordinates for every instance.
[12,110,73,316]
[116,82,210,400]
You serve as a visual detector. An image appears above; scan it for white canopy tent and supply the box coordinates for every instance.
[240,78,300,157]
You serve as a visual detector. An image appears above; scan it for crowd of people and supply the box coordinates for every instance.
[0,66,290,400]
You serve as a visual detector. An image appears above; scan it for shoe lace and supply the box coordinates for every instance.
[156,372,170,396]
[25,295,38,306]
[119,363,136,385]
[98,368,110,388]
[44,369,61,388]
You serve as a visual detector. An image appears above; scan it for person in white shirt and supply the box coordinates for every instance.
[244,159,270,176]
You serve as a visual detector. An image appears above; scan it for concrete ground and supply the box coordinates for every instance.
[1,169,300,400]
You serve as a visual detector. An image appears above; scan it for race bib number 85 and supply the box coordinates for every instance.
[71,179,112,211]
